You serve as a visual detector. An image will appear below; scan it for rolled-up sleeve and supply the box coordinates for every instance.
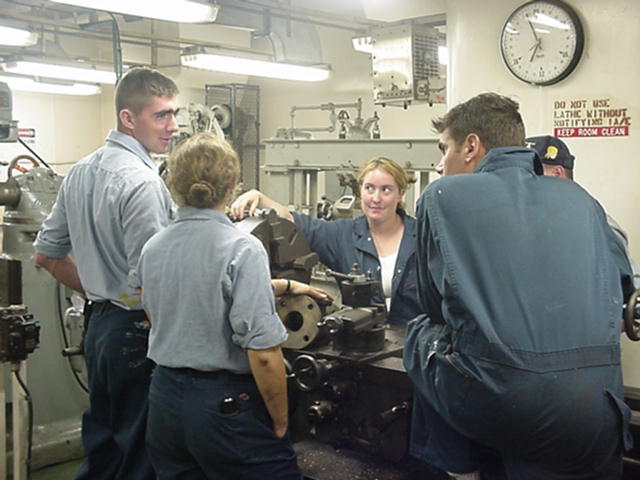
[227,238,287,350]
[34,182,72,259]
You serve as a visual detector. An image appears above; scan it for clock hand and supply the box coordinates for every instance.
[529,39,541,62]
[528,19,539,41]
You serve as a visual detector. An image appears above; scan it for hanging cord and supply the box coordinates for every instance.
[109,13,123,83]
[17,138,52,170]
[12,366,33,480]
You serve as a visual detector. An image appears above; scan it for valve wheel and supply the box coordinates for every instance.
[624,289,640,341]
[8,155,40,178]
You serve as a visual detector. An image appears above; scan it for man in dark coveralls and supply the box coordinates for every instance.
[404,92,634,480]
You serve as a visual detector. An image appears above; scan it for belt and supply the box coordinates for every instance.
[163,366,253,381]
[90,300,119,308]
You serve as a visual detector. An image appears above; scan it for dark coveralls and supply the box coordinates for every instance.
[404,147,635,479]
[292,210,420,325]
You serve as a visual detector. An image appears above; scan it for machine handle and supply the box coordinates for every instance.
[7,155,40,178]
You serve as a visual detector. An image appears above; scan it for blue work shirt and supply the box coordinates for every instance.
[292,210,420,325]
[404,147,634,467]
[34,130,174,309]
[134,207,288,374]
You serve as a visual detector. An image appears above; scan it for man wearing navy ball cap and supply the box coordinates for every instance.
[527,134,639,288]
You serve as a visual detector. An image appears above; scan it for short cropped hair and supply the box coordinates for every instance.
[357,156,416,211]
[432,93,526,151]
[115,66,179,116]
[167,132,240,209]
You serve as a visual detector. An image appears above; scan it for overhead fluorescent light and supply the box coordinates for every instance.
[50,0,219,23]
[0,75,101,95]
[181,53,330,82]
[0,25,38,47]
[2,61,116,84]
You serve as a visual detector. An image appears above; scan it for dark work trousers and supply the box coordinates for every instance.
[409,395,489,474]
[410,370,625,480]
[75,302,156,480]
[146,365,302,480]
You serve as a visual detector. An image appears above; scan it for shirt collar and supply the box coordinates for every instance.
[353,209,412,237]
[106,129,157,171]
[475,146,543,175]
[175,206,232,225]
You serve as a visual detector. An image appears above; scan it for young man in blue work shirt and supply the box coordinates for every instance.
[34,66,179,480]
[404,93,634,480]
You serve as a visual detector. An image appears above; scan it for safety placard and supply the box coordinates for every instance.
[552,97,631,138]
[17,128,35,143]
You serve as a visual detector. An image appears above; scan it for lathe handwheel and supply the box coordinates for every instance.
[624,289,640,341]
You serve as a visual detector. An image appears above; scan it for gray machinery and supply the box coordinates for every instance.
[205,84,260,190]
[259,22,446,221]
[0,82,86,476]
[263,98,440,219]
[237,209,640,480]
[236,210,436,479]
[371,23,446,108]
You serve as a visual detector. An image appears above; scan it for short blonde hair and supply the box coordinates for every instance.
[357,157,416,210]
[167,132,240,209]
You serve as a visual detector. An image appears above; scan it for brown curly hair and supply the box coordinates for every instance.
[167,132,240,209]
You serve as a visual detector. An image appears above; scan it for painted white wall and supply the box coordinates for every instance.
[5,90,105,175]
[447,0,640,386]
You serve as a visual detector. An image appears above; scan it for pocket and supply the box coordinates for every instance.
[445,353,470,379]
[436,350,477,417]
[605,389,633,452]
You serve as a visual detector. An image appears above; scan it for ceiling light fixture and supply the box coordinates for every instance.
[50,0,219,23]
[0,25,38,47]
[0,75,101,95]
[2,60,117,84]
[181,52,330,82]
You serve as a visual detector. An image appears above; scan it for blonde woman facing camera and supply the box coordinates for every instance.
[231,157,419,326]
[133,132,304,479]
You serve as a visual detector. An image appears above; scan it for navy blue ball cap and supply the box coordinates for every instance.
[525,135,575,170]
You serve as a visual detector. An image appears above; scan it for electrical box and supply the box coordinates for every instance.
[0,258,22,306]
[0,82,18,142]
[0,305,39,362]
[371,24,446,107]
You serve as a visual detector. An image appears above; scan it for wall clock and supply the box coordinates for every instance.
[500,0,584,86]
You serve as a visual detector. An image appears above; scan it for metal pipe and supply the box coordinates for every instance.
[217,0,381,31]
[1,12,272,57]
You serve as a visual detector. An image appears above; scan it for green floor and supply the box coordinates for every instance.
[32,459,83,480]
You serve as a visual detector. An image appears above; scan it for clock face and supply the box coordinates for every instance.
[500,0,584,86]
